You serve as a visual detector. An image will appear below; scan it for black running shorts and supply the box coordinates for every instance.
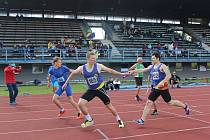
[81,87,110,105]
[135,77,143,86]
[148,88,171,103]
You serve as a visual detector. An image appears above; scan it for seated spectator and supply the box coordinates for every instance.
[20,14,24,21]
[113,78,121,90]
[33,79,41,86]
[106,77,115,91]
[170,71,181,88]
[16,14,20,21]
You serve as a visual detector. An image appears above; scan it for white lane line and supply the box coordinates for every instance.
[94,129,110,140]
[191,109,204,113]
[1,108,210,124]
[161,110,210,124]
[0,91,209,104]
[106,125,210,140]
[1,111,210,135]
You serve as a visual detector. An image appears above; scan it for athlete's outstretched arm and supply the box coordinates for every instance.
[62,66,82,90]
[130,65,152,74]
[99,64,129,77]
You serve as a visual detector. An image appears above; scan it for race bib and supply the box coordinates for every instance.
[87,77,98,85]
[57,77,65,82]
[152,72,159,80]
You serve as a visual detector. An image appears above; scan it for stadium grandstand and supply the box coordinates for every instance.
[0,0,209,84]
[0,1,210,140]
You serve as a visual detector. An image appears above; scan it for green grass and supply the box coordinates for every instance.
[1,78,209,96]
[0,83,87,96]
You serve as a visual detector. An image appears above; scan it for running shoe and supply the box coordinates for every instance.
[118,120,125,128]
[135,119,144,125]
[135,95,142,102]
[184,103,190,115]
[81,119,94,128]
[57,109,66,118]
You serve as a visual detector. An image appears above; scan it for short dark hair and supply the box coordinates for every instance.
[152,52,160,60]
[52,57,61,64]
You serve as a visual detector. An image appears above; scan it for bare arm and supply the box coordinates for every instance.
[47,74,51,87]
[64,66,82,85]
[161,64,171,83]
[129,63,137,71]
[155,64,171,89]
[131,65,152,74]
[99,64,128,76]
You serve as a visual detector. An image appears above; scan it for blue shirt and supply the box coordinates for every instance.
[48,65,70,86]
[83,63,103,90]
[150,64,166,87]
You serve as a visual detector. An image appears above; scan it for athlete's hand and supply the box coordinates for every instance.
[128,70,135,75]
[122,72,131,78]
[157,81,168,89]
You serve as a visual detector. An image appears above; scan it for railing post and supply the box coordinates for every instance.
[42,48,44,60]
[6,48,7,62]
[24,48,26,61]
[136,50,139,59]
[76,49,78,60]
[122,50,124,61]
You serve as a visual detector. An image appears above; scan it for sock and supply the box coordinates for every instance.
[85,114,92,121]
[60,108,64,112]
[184,104,187,109]
[77,112,80,117]
[116,115,121,121]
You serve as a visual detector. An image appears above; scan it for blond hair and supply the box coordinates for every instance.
[86,49,98,59]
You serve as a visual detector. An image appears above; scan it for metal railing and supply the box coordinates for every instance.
[0,48,210,63]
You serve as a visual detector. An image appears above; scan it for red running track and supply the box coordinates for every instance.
[0,86,210,140]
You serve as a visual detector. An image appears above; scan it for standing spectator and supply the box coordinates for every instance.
[106,77,115,91]
[4,64,22,105]
[122,18,127,35]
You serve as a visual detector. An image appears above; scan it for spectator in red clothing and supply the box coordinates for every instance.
[4,64,22,105]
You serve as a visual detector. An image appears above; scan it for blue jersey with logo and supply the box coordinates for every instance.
[83,63,103,90]
[48,65,70,86]
[150,64,166,87]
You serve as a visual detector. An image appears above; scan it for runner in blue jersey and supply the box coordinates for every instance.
[47,57,82,119]
[130,53,190,125]
[63,49,130,128]
[50,75,59,92]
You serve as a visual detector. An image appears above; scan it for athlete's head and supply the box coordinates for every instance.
[52,57,62,68]
[86,49,98,64]
[137,57,143,63]
[151,52,160,64]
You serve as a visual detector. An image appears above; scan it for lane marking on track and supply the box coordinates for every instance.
[160,110,210,124]
[1,112,210,135]
[94,129,110,140]
[105,125,210,140]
